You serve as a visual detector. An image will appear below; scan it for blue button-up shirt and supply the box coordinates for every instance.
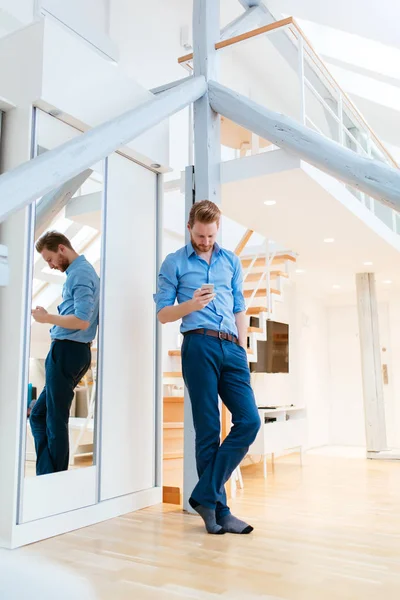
[50,255,100,344]
[154,242,246,337]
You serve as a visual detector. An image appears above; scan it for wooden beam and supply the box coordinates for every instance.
[192,0,221,202]
[208,81,400,209]
[0,76,207,223]
[356,273,387,453]
[234,229,254,256]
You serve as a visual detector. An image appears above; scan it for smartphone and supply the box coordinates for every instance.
[201,283,214,294]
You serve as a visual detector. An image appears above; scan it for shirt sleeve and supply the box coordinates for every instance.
[71,275,95,322]
[153,254,178,313]
[232,254,246,314]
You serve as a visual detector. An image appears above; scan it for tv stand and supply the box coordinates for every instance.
[248,406,306,478]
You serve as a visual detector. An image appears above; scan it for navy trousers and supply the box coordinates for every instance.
[30,340,91,476]
[182,332,261,518]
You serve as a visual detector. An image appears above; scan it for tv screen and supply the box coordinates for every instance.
[249,319,289,374]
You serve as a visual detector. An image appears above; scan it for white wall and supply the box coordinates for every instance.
[0,0,110,42]
[0,21,44,548]
[327,293,400,449]
[101,153,157,500]
[252,283,331,449]
[40,0,109,35]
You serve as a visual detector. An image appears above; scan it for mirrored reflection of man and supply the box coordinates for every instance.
[30,231,100,475]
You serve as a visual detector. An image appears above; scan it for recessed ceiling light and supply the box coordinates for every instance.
[296,269,305,274]
[383,280,392,284]
[363,261,373,266]
[264,200,276,206]
[332,284,341,289]
[324,238,335,243]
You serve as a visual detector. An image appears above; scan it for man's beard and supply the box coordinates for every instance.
[56,256,70,272]
[190,236,213,253]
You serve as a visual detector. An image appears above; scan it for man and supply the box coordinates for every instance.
[30,231,100,476]
[154,200,261,535]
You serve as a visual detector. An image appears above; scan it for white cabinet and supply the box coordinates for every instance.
[248,407,306,477]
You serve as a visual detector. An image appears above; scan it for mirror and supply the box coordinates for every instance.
[24,110,104,478]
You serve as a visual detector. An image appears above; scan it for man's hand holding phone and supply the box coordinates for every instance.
[191,284,216,311]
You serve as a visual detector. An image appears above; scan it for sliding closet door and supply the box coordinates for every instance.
[100,154,157,500]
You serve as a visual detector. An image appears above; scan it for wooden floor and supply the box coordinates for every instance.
[18,452,400,599]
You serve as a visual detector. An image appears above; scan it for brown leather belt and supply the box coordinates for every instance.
[184,328,240,346]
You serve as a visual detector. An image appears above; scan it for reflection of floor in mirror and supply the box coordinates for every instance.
[15,453,400,599]
[24,455,93,478]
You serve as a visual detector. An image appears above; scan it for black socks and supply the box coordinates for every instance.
[188,497,225,534]
[216,514,254,534]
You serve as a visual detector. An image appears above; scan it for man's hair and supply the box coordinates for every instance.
[36,231,73,254]
[188,200,221,228]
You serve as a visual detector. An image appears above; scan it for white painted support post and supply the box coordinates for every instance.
[297,37,306,125]
[188,102,194,165]
[0,245,9,287]
[183,0,221,512]
[265,239,271,316]
[183,166,197,513]
[208,81,400,210]
[355,273,387,453]
[0,76,207,223]
[251,132,260,155]
[192,0,221,203]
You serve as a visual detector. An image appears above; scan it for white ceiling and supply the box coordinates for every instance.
[222,159,400,298]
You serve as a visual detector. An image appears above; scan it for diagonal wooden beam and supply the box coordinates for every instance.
[0,76,207,223]
[234,229,254,256]
[208,80,400,210]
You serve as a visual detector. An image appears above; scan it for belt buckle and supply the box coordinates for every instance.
[218,331,224,340]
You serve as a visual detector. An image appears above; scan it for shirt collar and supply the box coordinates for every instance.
[186,241,221,257]
[66,254,85,275]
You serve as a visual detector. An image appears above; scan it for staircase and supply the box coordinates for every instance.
[162,230,297,504]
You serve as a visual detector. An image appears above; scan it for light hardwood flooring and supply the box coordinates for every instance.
[17,452,400,599]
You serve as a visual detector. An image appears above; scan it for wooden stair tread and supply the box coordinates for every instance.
[248,326,263,333]
[163,422,184,429]
[164,396,184,403]
[164,451,184,460]
[246,306,270,315]
[243,288,281,298]
[163,372,183,378]
[168,350,181,356]
[241,255,296,269]
[246,270,289,282]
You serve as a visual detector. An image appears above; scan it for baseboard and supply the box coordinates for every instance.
[9,487,162,549]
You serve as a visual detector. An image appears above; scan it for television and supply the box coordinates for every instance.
[249,319,289,374]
